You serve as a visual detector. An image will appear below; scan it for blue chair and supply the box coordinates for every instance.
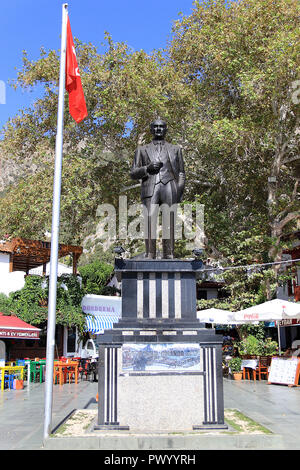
[16,360,26,366]
[2,373,14,389]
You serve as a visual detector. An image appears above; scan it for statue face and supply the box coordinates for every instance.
[150,120,167,140]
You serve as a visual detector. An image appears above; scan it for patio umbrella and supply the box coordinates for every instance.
[233,299,300,322]
[197,308,245,325]
[234,299,300,354]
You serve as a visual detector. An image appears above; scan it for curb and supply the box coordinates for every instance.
[43,432,284,450]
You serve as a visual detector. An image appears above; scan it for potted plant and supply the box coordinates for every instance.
[229,357,243,380]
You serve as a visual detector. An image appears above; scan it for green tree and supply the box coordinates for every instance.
[170,0,300,303]
[0,35,192,243]
[0,275,87,334]
[78,260,116,295]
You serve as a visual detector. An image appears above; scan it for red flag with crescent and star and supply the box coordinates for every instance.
[65,16,88,123]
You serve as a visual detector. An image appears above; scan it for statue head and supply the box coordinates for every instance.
[150,117,167,140]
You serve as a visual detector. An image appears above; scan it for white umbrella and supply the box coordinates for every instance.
[234,299,300,355]
[197,308,244,325]
[234,299,300,322]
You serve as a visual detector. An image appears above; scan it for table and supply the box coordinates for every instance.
[0,366,24,391]
[241,359,258,370]
[53,361,79,385]
[241,359,259,380]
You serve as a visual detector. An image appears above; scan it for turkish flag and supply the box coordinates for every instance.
[65,17,88,123]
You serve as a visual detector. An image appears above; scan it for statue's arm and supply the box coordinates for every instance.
[178,146,185,183]
[130,147,148,180]
[177,146,185,201]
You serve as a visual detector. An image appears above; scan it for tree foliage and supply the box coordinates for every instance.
[0,275,86,333]
[78,260,116,295]
[0,260,117,332]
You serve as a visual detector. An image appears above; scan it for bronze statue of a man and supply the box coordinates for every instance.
[130,118,185,259]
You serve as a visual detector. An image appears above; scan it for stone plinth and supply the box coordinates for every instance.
[95,258,227,432]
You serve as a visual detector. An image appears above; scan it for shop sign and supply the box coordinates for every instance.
[81,294,121,315]
[0,329,40,339]
[277,319,300,327]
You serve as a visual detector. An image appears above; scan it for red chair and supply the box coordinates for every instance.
[64,366,75,384]
[79,360,92,381]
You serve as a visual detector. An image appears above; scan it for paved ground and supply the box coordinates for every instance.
[0,377,300,450]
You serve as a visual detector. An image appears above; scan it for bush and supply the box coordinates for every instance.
[229,357,242,372]
[237,335,264,356]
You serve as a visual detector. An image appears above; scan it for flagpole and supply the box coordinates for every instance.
[43,2,68,442]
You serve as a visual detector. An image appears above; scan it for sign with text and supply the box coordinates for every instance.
[277,319,300,327]
[81,294,121,315]
[268,357,300,386]
[0,329,40,340]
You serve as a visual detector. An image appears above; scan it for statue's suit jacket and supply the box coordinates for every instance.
[130,141,185,201]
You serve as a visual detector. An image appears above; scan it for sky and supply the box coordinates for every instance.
[0,0,195,131]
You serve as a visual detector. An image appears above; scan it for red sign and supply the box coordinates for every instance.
[243,314,259,320]
[0,329,40,339]
[277,319,300,327]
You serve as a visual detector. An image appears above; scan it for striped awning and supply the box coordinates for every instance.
[85,314,121,334]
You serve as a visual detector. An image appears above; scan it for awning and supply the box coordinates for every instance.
[0,237,82,273]
[85,314,121,334]
[0,313,40,340]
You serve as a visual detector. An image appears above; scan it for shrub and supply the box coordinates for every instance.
[237,335,264,356]
[229,357,242,372]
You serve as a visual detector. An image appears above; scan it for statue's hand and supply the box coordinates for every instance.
[147,161,163,175]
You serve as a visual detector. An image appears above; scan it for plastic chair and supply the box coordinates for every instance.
[16,360,26,366]
[16,360,27,382]
[53,366,62,385]
[6,361,15,366]
[64,365,76,384]
[0,371,15,389]
[30,362,41,383]
[90,362,98,382]
[53,368,59,384]
[79,360,92,381]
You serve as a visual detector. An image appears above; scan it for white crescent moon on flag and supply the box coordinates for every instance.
[72,46,81,76]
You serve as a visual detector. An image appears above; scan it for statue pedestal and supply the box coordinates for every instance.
[95,259,227,432]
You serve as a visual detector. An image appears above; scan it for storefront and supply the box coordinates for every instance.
[0,313,41,362]
[278,319,300,351]
[0,237,83,359]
